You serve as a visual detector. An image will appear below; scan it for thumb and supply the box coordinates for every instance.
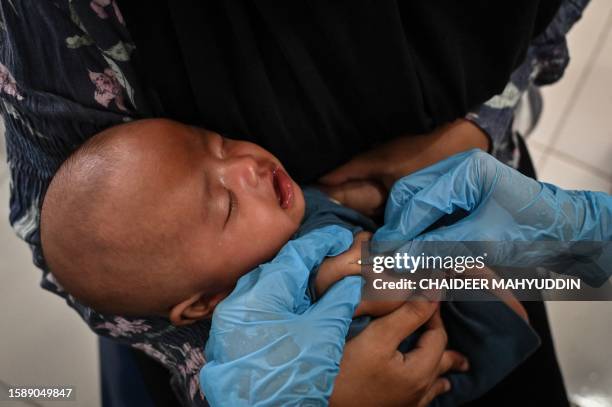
[374,150,492,242]
[365,299,439,347]
[318,157,380,186]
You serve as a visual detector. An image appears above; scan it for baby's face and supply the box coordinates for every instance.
[189,128,306,291]
[116,120,305,297]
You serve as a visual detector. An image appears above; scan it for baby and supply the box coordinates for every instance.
[41,118,535,406]
[40,118,378,324]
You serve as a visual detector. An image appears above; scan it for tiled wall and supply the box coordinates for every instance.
[527,1,612,405]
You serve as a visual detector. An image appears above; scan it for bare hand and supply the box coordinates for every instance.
[330,300,469,407]
[319,119,489,216]
[318,180,387,218]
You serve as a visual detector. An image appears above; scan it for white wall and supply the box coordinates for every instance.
[528,1,612,405]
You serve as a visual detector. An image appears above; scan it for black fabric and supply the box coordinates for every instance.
[466,302,569,407]
[119,0,561,183]
[118,2,568,405]
[130,347,182,407]
[99,338,155,407]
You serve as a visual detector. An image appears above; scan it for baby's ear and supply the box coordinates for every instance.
[169,291,228,326]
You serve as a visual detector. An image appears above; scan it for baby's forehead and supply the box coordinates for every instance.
[107,119,199,150]
[93,122,210,175]
[61,124,200,222]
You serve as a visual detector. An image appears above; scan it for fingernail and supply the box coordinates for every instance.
[444,379,451,391]
[460,359,470,371]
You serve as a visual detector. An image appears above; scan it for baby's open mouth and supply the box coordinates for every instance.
[272,167,294,209]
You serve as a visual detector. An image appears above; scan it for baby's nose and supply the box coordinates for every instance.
[225,155,260,188]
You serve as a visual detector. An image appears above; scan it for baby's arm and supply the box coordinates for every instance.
[315,232,528,322]
[315,231,404,317]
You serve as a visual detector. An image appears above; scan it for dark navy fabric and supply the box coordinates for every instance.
[99,337,155,407]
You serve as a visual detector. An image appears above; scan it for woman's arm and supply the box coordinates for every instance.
[317,119,488,216]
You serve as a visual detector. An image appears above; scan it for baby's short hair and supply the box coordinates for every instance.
[40,120,198,316]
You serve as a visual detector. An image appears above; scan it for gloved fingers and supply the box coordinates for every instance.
[246,226,354,310]
[311,275,362,322]
[385,150,479,225]
[410,216,477,242]
[375,191,451,241]
[375,151,493,241]
[277,225,354,271]
[364,298,438,348]
[386,148,480,209]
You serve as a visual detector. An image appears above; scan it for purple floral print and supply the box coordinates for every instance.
[0,62,24,101]
[89,68,127,111]
[90,0,124,25]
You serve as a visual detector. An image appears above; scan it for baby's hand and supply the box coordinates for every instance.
[315,231,404,317]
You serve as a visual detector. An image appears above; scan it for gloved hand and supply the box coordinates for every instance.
[374,149,611,285]
[199,225,362,406]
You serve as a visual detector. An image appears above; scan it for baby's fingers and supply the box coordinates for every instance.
[315,231,371,296]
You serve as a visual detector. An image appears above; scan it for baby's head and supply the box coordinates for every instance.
[40,119,305,324]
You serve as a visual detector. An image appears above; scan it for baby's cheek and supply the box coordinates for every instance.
[246,220,296,266]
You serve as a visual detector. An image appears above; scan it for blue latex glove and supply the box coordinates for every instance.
[375,149,612,284]
[200,225,361,406]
